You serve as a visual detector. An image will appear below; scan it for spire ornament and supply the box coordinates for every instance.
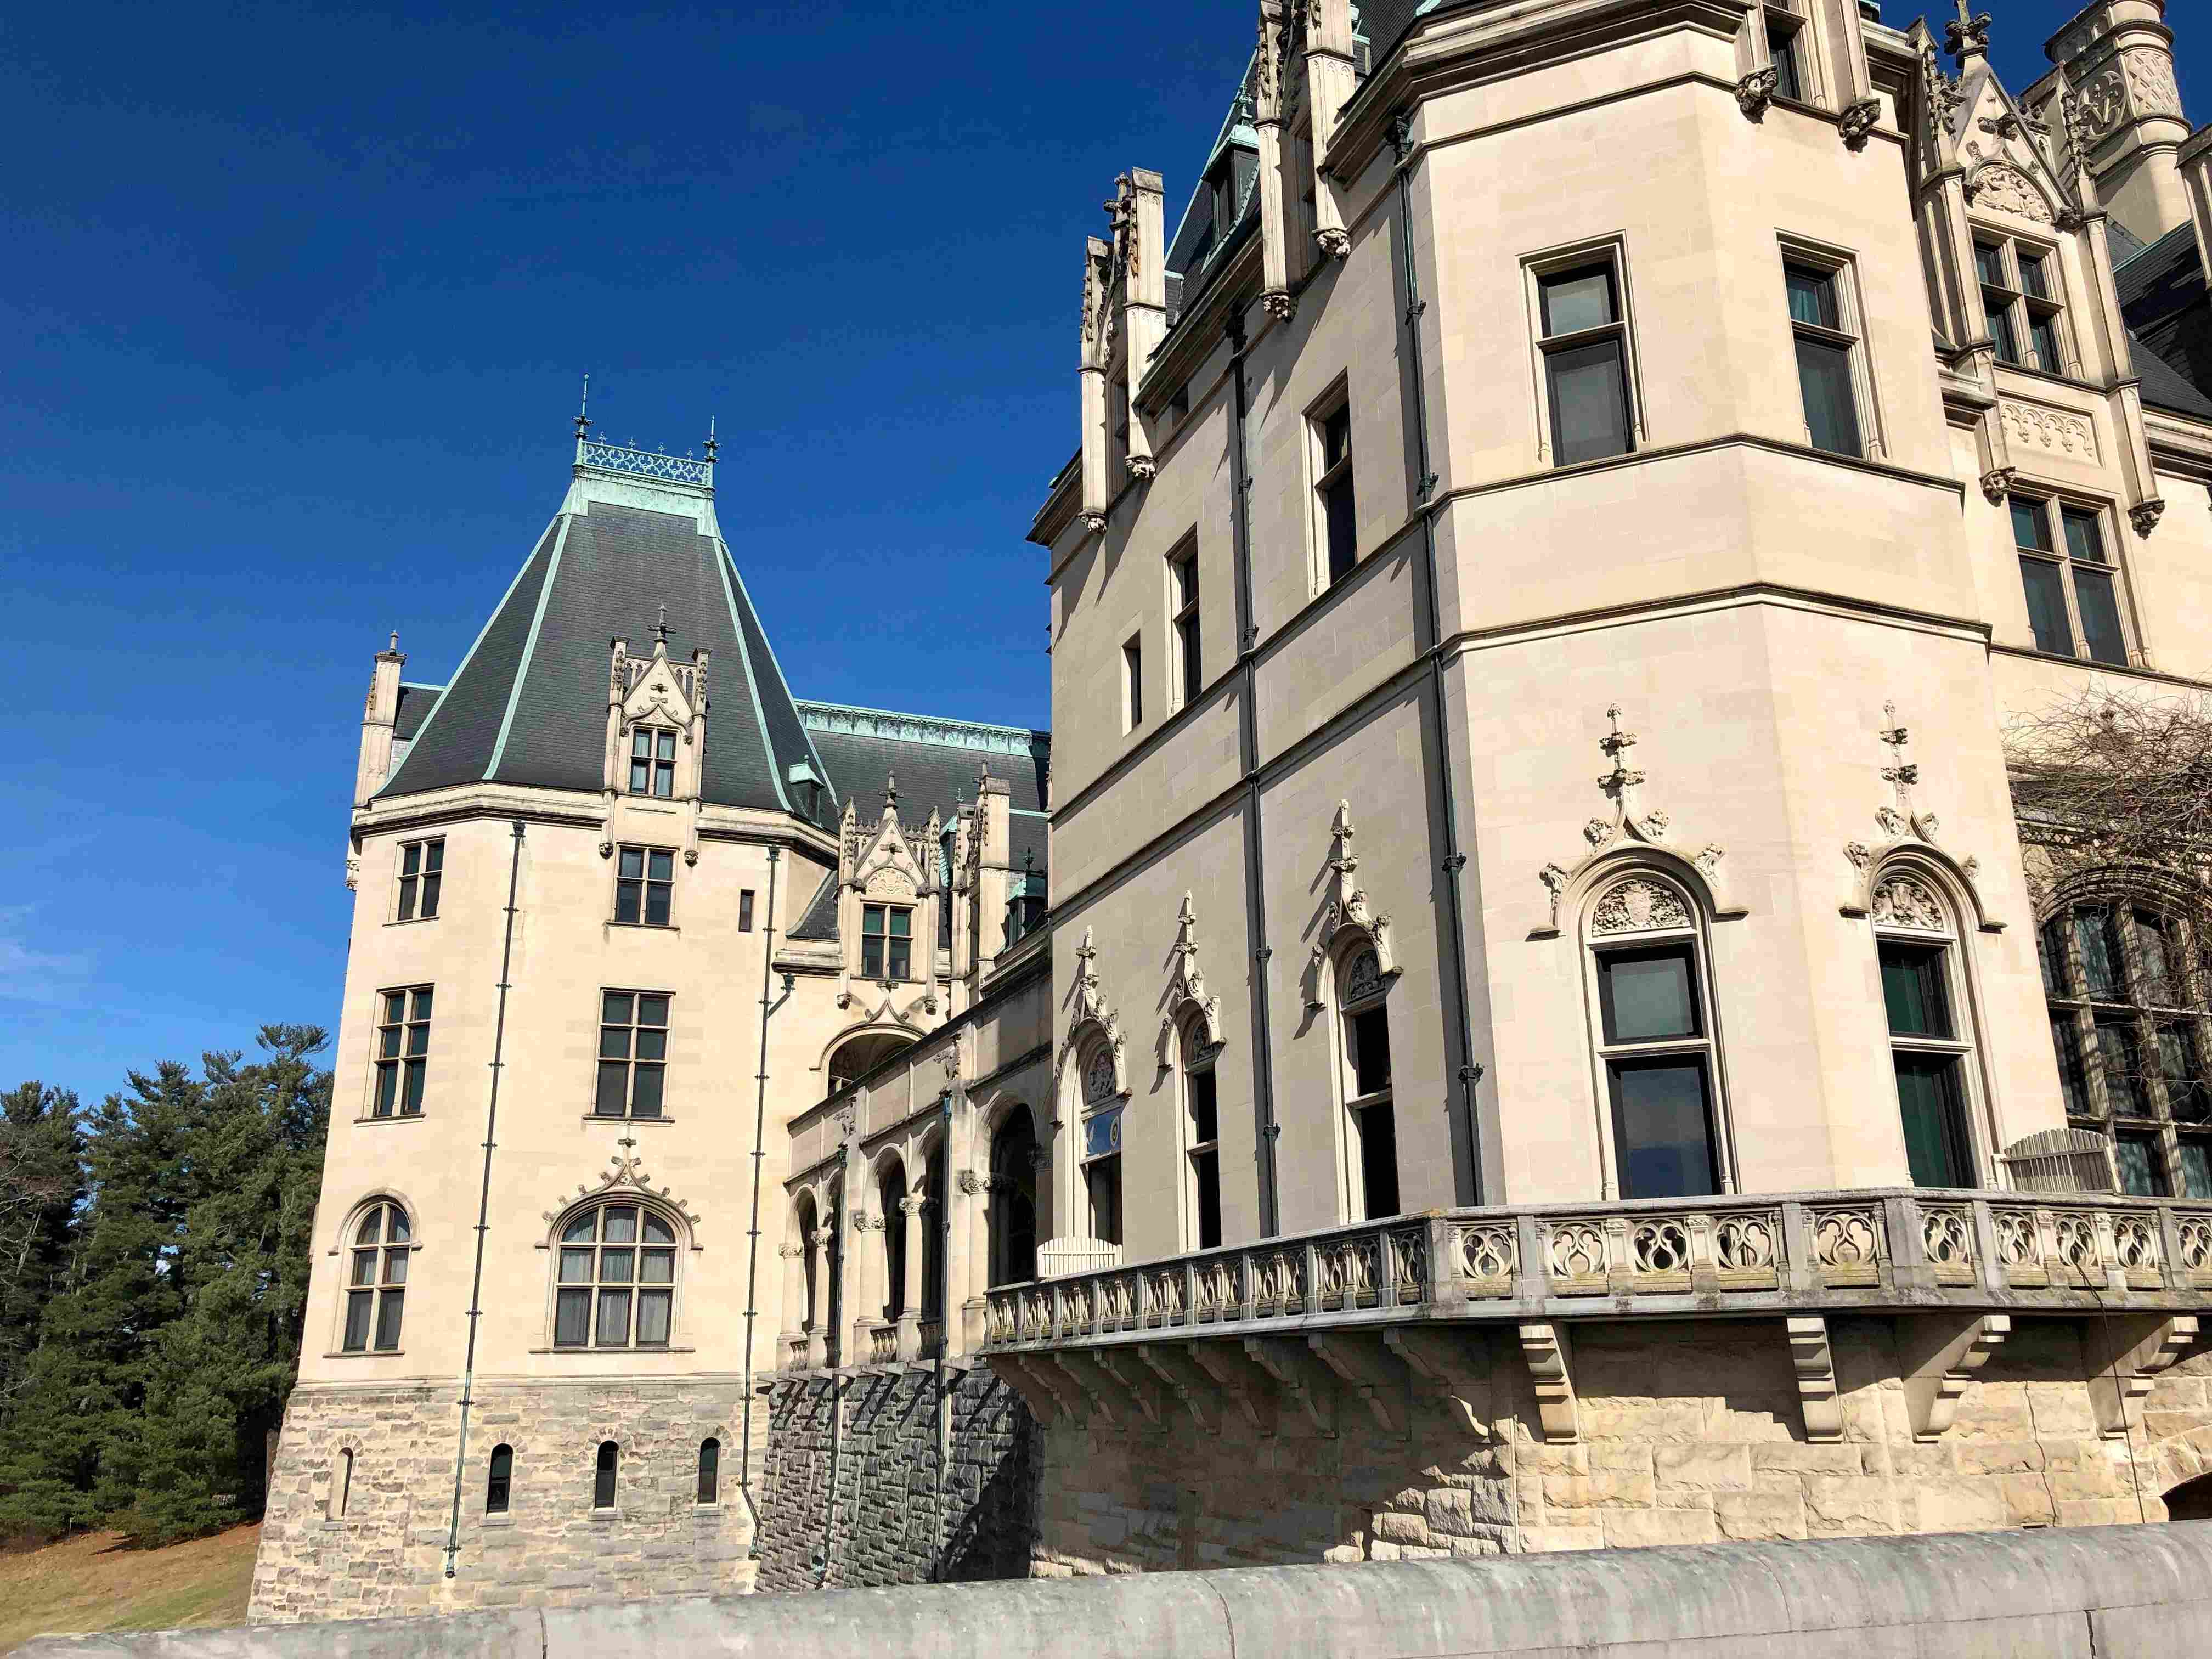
[1945,0,1991,66]
[1306,801,1398,1010]
[1159,893,1225,1063]
[1841,700,2000,932]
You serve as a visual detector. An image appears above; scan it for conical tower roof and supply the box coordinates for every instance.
[380,428,832,817]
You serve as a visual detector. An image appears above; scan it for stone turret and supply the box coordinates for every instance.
[2041,1,2192,245]
[355,632,405,805]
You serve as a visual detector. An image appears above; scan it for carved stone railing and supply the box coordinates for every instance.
[978,1190,2212,1352]
[780,1331,810,1371]
[864,1320,899,1365]
[577,438,712,487]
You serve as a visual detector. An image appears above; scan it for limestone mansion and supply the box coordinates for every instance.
[257,0,2212,1622]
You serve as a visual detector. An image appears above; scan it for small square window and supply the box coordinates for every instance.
[628,727,678,798]
[396,838,443,921]
[613,846,675,927]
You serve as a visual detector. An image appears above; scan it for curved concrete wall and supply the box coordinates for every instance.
[21,1522,2212,1658]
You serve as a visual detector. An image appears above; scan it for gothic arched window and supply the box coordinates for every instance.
[1080,1043,1123,1245]
[1585,874,1725,1199]
[988,1110,1039,1286]
[1336,945,1398,1220]
[877,1159,908,1321]
[342,1200,411,1353]
[554,1202,679,1350]
[1872,868,1984,1188]
[1178,1017,1221,1249]
[592,1441,619,1511]
[486,1445,512,1515]
[696,1438,720,1506]
[2041,895,2212,1197]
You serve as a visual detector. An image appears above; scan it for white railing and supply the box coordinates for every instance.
[577,438,712,487]
[979,1190,2212,1351]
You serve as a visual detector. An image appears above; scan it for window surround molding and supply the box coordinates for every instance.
[1837,701,2005,936]
[2004,489,2139,669]
[610,844,679,928]
[537,1189,698,1355]
[1520,234,1646,467]
[1304,800,1402,1011]
[1305,376,1358,594]
[326,1193,421,1358]
[537,1151,704,1248]
[1577,867,1740,1200]
[1055,926,1130,1235]
[1777,232,1887,461]
[835,790,943,1022]
[1156,892,1224,1065]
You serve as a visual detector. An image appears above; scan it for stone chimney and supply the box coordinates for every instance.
[2045,1,2192,246]
[356,632,405,805]
[1119,169,1166,479]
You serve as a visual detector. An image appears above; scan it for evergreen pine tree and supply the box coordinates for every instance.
[0,1081,84,1408]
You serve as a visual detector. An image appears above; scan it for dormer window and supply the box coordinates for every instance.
[862,904,912,981]
[629,727,677,798]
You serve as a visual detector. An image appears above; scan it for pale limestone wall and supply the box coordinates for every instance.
[1028,1316,2212,1577]
[251,1377,759,1623]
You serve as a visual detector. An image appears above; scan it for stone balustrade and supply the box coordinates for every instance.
[980,1189,2212,1351]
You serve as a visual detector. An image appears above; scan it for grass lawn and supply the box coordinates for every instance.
[0,1524,258,1654]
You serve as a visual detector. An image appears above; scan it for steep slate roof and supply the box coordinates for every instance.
[787,870,840,941]
[2115,224,2212,414]
[799,703,1048,825]
[380,452,830,816]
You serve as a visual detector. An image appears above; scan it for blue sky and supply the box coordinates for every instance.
[0,2,2197,1103]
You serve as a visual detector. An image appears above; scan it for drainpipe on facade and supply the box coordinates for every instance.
[443,820,526,1579]
[811,1150,847,1590]
[1227,307,1283,1236]
[1391,110,1488,1204]
[930,1081,956,1578]
[739,844,793,1558]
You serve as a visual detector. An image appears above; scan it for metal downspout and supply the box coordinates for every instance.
[811,1163,847,1589]
[1227,308,1283,1236]
[1392,111,1488,1201]
[930,1084,955,1578]
[739,845,792,1558]
[443,820,525,1578]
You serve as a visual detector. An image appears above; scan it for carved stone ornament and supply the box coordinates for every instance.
[1921,44,1963,136]
[1841,701,1999,932]
[853,1211,882,1234]
[1125,454,1156,481]
[1261,289,1296,323]
[1979,466,2016,504]
[1533,705,1735,935]
[1870,874,1949,932]
[1838,97,1882,151]
[2123,48,2182,120]
[1314,227,1350,260]
[1306,800,1401,1011]
[1082,511,1109,534]
[1590,877,1692,936]
[1056,926,1130,1101]
[956,1169,981,1195]
[2130,497,2166,538]
[1944,10,1991,63]
[1965,162,2054,224]
[1159,892,1226,1063]
[1735,67,1778,122]
[777,1243,804,1260]
[344,852,361,892]
[543,1152,701,1235]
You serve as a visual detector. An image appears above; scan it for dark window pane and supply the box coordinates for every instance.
[629,758,650,793]
[487,1446,511,1515]
[558,1248,594,1283]
[739,891,755,931]
[632,730,651,758]
[419,873,440,918]
[636,1289,672,1346]
[1973,243,2005,286]
[1086,1158,1122,1245]
[2137,913,2178,1005]
[889,910,911,938]
[619,848,643,879]
[351,1249,376,1286]
[614,882,641,924]
[1985,294,2021,364]
[1893,1054,1971,1187]
[643,1212,675,1245]
[1350,1006,1392,1097]
[1188,1068,1218,1147]
[1880,943,1954,1040]
[383,990,407,1023]
[374,1065,397,1115]
[2039,916,2070,996]
[402,844,421,877]
[639,1247,674,1283]
[1358,1101,1400,1217]
[555,1288,591,1346]
[424,841,443,873]
[383,1248,407,1285]
[2180,1142,2212,1199]
[400,1061,425,1115]
[630,1065,664,1119]
[2018,557,2071,654]
[1547,338,1631,465]
[1193,1148,1221,1249]
[647,850,673,881]
[562,1212,597,1243]
[2030,312,2063,374]
[888,937,911,980]
[2018,252,2050,300]
[862,936,885,979]
[635,1029,666,1062]
[595,1061,629,1115]
[645,884,670,927]
[2011,498,2053,552]
[862,906,883,936]
[2115,1132,2165,1197]
[2073,566,2126,665]
[2159,1024,2209,1120]
[1795,336,1863,456]
[343,1291,372,1352]
[602,1207,637,1242]
[411,988,432,1019]
[637,995,669,1026]
[600,1027,631,1060]
[405,1021,429,1057]
[656,731,676,760]
[602,991,632,1024]
[2097,1018,2151,1115]
[1540,264,1616,335]
[595,1288,632,1347]
[1321,407,1351,469]
[397,876,417,922]
[697,1441,720,1505]
[600,1248,634,1284]
[2075,907,2124,999]
[1784,264,1838,328]
[1770,26,1803,101]
[374,1289,404,1351]
[2051,1012,2089,1114]
[386,1209,409,1243]
[1599,946,1699,1043]
[1324,473,1357,583]
[1609,1058,1718,1199]
[1179,615,1202,701]
[594,1443,618,1509]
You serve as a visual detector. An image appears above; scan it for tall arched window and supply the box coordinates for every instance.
[1080,1045,1123,1243]
[592,1441,619,1510]
[342,1200,411,1352]
[2041,894,2212,1197]
[920,1140,946,1322]
[988,1110,1039,1286]
[794,1192,820,1334]
[696,1438,720,1506]
[878,1159,908,1320]
[486,1445,512,1515]
[1872,870,1983,1188]
[554,1202,678,1349]
[1336,945,1398,1220]
[1585,875,1724,1199]
[335,1448,354,1519]
[1179,1018,1222,1249]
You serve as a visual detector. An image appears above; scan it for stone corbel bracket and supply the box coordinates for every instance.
[987,1355,1070,1426]
[1093,1350,1169,1430]
[1838,97,1882,151]
[1518,1322,1579,1444]
[1787,1316,1844,1443]
[1385,1328,1493,1437]
[1190,1340,1282,1435]
[2085,1314,2199,1438]
[1136,1344,1222,1432]
[1245,1335,1339,1436]
[1898,1312,2010,1441]
[1309,1334,1409,1436]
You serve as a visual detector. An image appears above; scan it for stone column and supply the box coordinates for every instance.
[805,1229,830,1368]
[898,1194,929,1359]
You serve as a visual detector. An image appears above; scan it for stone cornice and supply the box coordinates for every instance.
[797,701,1047,758]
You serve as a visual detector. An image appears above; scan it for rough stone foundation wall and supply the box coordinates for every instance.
[757,1364,1037,1590]
[250,1378,761,1623]
[1031,1316,2212,1575]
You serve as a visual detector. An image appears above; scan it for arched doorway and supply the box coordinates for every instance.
[2166,1472,2212,1521]
[828,1030,915,1092]
[988,1111,1038,1286]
